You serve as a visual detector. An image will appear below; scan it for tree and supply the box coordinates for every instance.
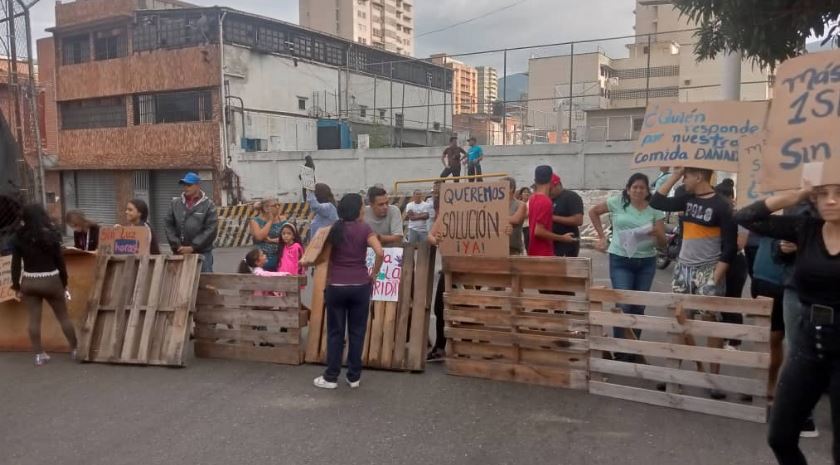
[672,0,840,68]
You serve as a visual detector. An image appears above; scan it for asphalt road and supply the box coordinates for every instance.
[0,249,831,465]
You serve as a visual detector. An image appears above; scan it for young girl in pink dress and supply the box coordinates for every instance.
[278,223,304,277]
[238,249,290,297]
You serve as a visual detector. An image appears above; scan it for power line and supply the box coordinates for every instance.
[416,0,531,38]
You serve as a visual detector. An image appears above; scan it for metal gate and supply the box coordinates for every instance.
[75,171,118,226]
[150,170,214,244]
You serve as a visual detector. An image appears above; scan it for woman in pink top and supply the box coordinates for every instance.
[278,223,304,276]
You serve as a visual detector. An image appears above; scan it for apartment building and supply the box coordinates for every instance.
[38,0,449,231]
[300,0,415,56]
[526,0,771,142]
[476,66,497,114]
[430,54,478,115]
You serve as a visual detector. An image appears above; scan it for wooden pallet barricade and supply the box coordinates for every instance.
[588,288,772,423]
[442,256,592,390]
[194,274,308,365]
[304,243,436,372]
[77,254,202,367]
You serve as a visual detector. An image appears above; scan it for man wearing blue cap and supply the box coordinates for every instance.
[164,172,218,272]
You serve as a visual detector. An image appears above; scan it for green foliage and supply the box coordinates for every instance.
[672,0,840,67]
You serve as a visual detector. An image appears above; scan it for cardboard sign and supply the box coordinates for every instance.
[300,165,316,191]
[801,159,840,187]
[98,226,151,256]
[366,247,403,302]
[763,50,840,190]
[437,181,509,257]
[633,101,768,172]
[736,132,768,208]
[0,255,14,303]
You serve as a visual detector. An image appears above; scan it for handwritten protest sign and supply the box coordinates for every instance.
[300,165,316,191]
[633,101,768,172]
[763,50,840,190]
[366,247,403,302]
[98,226,151,256]
[0,255,14,303]
[736,132,768,208]
[437,181,508,257]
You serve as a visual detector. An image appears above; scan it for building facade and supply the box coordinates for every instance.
[38,0,449,231]
[476,66,497,114]
[431,54,477,115]
[299,0,414,56]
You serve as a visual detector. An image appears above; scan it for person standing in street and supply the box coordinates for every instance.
[528,166,577,257]
[440,136,466,181]
[464,137,484,182]
[504,177,528,256]
[551,175,584,257]
[249,198,285,272]
[65,210,100,252]
[364,186,404,246]
[405,189,432,245]
[164,172,218,272]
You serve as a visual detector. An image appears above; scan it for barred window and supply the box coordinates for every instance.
[294,35,313,58]
[133,90,213,125]
[313,40,326,61]
[225,19,255,46]
[94,30,128,61]
[610,86,679,101]
[134,13,216,52]
[613,65,679,80]
[257,26,285,52]
[325,44,345,65]
[62,34,90,65]
[61,97,126,130]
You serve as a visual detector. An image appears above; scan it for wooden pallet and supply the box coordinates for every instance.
[588,288,772,423]
[304,243,436,372]
[77,254,202,366]
[194,274,308,365]
[442,256,592,390]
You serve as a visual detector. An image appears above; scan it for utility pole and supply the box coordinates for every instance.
[425,73,431,146]
[502,49,507,145]
[567,42,574,143]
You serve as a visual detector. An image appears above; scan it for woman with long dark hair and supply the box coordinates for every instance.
[12,204,78,366]
[249,198,285,271]
[314,193,383,389]
[124,199,161,254]
[589,173,666,341]
[306,182,338,244]
[65,210,99,251]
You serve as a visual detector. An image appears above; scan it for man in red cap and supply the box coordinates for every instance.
[528,166,577,256]
[551,173,584,257]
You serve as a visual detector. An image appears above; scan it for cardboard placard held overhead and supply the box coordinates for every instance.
[763,50,840,191]
[98,226,151,256]
[436,181,509,257]
[736,132,768,208]
[633,101,768,172]
[0,255,14,303]
[300,165,316,191]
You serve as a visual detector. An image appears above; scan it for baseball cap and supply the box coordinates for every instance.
[534,165,553,184]
[179,172,201,185]
[551,174,561,187]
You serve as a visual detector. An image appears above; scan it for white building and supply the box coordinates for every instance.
[300,0,415,56]
[476,66,498,114]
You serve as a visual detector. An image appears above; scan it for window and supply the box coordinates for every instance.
[61,97,127,130]
[359,105,368,118]
[326,44,345,65]
[225,19,256,46]
[134,13,217,52]
[298,97,308,111]
[394,113,404,127]
[433,122,441,131]
[632,117,644,132]
[242,138,268,152]
[257,26,285,52]
[94,31,127,61]
[357,10,367,18]
[294,35,313,58]
[133,90,213,125]
[379,109,386,120]
[62,34,90,65]
[358,37,367,45]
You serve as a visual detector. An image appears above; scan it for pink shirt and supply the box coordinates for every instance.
[279,243,304,275]
[251,267,290,296]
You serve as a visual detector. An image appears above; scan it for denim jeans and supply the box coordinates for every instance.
[201,251,214,273]
[609,254,657,338]
[467,161,482,182]
[784,289,805,350]
[324,284,372,383]
[407,229,426,245]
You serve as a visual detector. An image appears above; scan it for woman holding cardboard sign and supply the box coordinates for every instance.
[736,182,840,465]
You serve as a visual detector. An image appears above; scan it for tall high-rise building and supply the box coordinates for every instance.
[430,54,478,115]
[476,66,498,114]
[299,0,415,56]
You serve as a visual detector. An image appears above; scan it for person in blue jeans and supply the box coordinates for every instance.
[589,173,666,343]
[314,194,384,390]
[464,137,483,182]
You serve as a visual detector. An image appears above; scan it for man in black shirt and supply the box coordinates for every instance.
[551,176,584,257]
[440,137,466,181]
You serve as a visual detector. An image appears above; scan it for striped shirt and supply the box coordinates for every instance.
[650,192,737,266]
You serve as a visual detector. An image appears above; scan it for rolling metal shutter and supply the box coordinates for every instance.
[75,171,118,226]
[150,171,215,246]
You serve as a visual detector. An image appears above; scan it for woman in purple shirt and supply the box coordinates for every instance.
[314,193,384,389]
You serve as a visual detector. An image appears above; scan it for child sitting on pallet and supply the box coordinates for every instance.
[238,248,292,343]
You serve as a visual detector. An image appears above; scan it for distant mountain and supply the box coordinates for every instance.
[807,40,835,53]
[498,73,528,101]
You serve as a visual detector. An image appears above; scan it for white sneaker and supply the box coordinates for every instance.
[723,343,738,351]
[35,353,50,366]
[345,377,360,389]
[313,376,338,389]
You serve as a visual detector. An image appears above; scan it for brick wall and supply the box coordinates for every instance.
[55,0,137,27]
[37,38,59,157]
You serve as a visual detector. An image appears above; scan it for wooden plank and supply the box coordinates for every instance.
[391,245,415,369]
[136,256,166,364]
[589,336,770,369]
[367,301,386,367]
[120,255,150,361]
[445,327,512,346]
[449,272,512,289]
[512,314,589,333]
[589,381,766,423]
[445,358,588,390]
[520,275,588,296]
[108,255,137,361]
[161,255,200,365]
[304,258,329,363]
[590,288,772,317]
[449,341,588,369]
[300,228,331,266]
[196,291,300,309]
[512,333,588,353]
[589,357,766,396]
[195,326,300,345]
[198,273,302,293]
[443,256,591,279]
[194,309,304,328]
[194,342,302,365]
[406,245,433,370]
[78,253,111,360]
[380,301,398,368]
[589,311,770,343]
[444,307,511,327]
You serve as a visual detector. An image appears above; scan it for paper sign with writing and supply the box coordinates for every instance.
[736,132,768,208]
[437,181,509,257]
[98,226,151,256]
[763,50,840,190]
[0,255,14,303]
[366,247,403,302]
[633,101,768,172]
[300,165,316,191]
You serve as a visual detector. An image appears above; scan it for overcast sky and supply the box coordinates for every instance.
[28,0,636,73]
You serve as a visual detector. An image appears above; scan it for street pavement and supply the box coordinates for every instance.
[0,249,831,465]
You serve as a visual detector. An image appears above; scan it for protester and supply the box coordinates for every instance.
[364,186,403,245]
[551,175,584,257]
[716,179,748,346]
[405,190,432,245]
[517,187,532,251]
[307,183,338,243]
[314,193,384,389]
[164,172,218,272]
[589,173,666,341]
[503,177,528,256]
[736,184,840,464]
[65,210,100,252]
[124,199,161,255]
[11,204,78,366]
[528,166,577,257]
[464,137,483,182]
[440,136,466,181]
[426,184,446,362]
[650,167,738,400]
[278,223,304,276]
[249,198,285,271]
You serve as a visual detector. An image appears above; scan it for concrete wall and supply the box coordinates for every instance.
[230,141,657,201]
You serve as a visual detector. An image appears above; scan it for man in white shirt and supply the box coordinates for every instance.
[405,189,431,245]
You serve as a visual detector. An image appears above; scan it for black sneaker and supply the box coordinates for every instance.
[801,417,819,438]
[426,348,445,362]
